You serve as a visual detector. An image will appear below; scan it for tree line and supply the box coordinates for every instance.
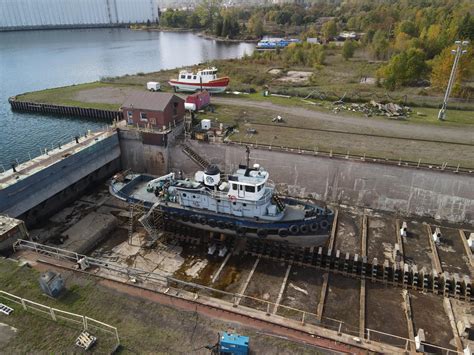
[158,0,473,96]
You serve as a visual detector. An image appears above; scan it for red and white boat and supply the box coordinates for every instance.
[168,67,229,93]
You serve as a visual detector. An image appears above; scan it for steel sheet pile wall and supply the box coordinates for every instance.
[0,0,159,30]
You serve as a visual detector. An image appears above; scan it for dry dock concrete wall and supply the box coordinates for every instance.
[0,133,121,226]
[170,141,474,224]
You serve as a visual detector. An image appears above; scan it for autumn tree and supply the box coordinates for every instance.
[430,45,474,97]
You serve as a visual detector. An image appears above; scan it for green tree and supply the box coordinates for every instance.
[321,20,337,42]
[458,13,474,40]
[248,13,264,38]
[342,40,357,60]
[196,0,222,30]
[379,48,429,90]
[397,20,418,37]
[371,30,390,60]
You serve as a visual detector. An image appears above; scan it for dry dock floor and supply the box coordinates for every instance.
[15,183,473,352]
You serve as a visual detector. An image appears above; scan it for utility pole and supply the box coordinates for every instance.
[438,40,469,121]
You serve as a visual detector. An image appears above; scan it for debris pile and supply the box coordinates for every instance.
[332,100,411,119]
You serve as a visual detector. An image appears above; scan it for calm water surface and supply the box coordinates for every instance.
[0,29,254,168]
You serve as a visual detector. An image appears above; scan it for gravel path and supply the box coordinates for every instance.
[213,97,474,144]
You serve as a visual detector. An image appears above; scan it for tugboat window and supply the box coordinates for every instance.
[232,184,238,190]
[187,75,192,79]
[182,193,187,197]
[180,75,185,79]
[257,184,263,191]
[245,185,255,193]
[192,195,196,198]
[243,203,247,207]
[232,202,236,205]
[193,75,197,80]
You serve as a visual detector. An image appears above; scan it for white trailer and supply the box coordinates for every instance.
[146,82,161,91]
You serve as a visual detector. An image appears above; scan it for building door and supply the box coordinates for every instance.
[238,184,245,198]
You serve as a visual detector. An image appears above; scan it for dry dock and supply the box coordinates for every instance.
[10,181,473,353]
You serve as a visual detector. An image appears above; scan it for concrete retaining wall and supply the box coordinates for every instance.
[118,125,184,176]
[170,141,474,224]
[0,133,121,225]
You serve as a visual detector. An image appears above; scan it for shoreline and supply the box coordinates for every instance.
[131,26,259,43]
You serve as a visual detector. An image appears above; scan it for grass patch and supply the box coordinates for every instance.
[0,258,317,353]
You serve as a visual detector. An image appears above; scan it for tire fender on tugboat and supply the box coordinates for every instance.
[300,224,309,234]
[289,225,299,235]
[278,228,289,238]
[320,220,329,230]
[257,229,268,239]
[310,222,319,232]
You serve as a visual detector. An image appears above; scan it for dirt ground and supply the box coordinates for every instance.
[277,71,312,83]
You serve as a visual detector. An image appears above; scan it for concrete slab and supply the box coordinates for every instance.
[213,255,258,302]
[240,259,288,312]
[322,273,360,337]
[277,265,325,325]
[436,227,471,275]
[403,220,433,269]
[335,210,361,255]
[60,211,118,254]
[410,291,457,350]
[365,283,409,348]
[367,214,397,264]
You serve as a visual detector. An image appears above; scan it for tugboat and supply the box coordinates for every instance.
[168,67,229,93]
[110,152,333,247]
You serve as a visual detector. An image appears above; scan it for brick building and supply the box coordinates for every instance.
[121,92,185,129]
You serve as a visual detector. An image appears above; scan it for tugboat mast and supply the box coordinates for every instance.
[245,146,250,167]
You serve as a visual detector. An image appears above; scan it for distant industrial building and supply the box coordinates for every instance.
[0,0,160,31]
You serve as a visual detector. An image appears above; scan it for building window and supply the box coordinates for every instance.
[140,112,148,121]
[127,111,133,124]
[173,102,178,115]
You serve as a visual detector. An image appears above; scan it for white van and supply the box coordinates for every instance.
[146,82,160,91]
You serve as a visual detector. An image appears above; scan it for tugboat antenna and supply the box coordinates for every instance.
[245,146,250,167]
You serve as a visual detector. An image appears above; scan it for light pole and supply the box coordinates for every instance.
[438,40,469,121]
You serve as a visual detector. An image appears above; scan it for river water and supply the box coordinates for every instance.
[0,29,254,168]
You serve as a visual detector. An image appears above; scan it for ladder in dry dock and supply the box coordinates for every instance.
[182,144,210,169]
